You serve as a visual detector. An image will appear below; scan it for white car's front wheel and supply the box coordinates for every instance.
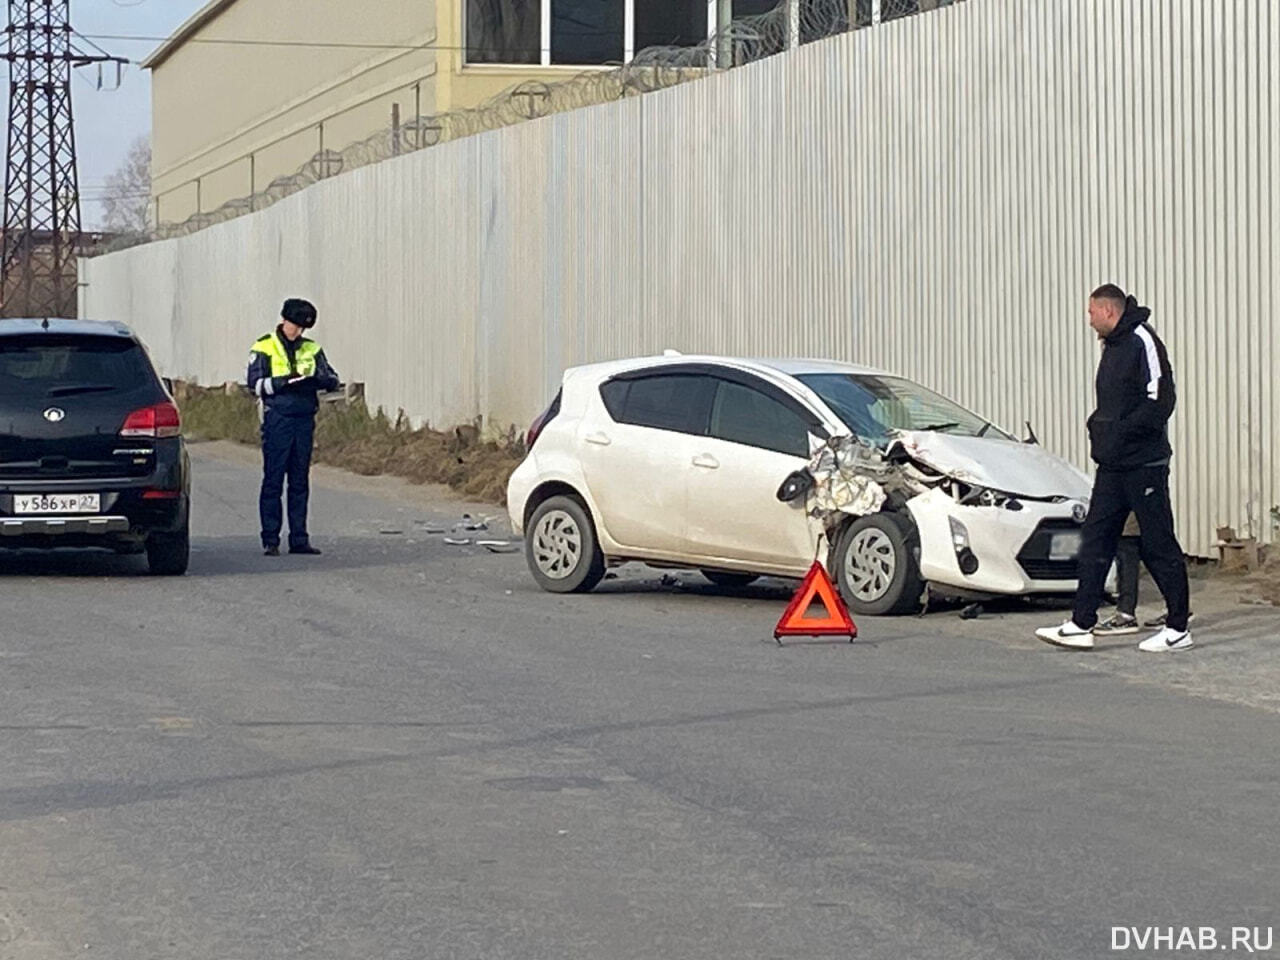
[525,495,606,594]
[831,513,924,616]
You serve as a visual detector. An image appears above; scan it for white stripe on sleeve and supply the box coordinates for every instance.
[1134,325,1161,400]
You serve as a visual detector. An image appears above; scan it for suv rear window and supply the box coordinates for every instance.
[0,335,156,398]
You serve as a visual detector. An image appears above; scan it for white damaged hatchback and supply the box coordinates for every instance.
[507,355,1093,615]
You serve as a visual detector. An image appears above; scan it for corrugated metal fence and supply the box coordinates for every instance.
[80,0,1279,557]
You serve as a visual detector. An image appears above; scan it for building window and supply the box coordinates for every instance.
[635,0,709,52]
[733,0,780,16]
[466,0,540,64]
[551,0,624,64]
[465,0,713,66]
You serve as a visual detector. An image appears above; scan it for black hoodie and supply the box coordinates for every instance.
[1086,296,1176,470]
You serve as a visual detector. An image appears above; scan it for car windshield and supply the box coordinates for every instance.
[796,373,1012,442]
[0,335,154,398]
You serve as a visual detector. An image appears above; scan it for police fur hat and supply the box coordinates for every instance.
[281,298,317,329]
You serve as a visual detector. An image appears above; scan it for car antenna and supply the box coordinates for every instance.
[1024,420,1039,445]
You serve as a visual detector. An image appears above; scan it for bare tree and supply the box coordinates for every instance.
[99,136,151,233]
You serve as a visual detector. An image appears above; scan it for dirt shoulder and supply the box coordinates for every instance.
[177,385,523,505]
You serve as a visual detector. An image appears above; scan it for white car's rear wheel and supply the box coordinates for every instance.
[526,495,605,594]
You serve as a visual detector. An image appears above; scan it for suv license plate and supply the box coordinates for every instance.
[1049,531,1082,561]
[14,493,100,515]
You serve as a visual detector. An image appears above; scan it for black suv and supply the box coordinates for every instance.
[0,319,190,574]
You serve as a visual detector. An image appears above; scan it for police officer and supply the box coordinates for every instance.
[246,298,341,556]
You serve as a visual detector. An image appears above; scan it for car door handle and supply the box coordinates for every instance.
[692,454,719,469]
[584,431,611,446]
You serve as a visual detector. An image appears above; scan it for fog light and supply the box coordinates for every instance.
[950,517,979,575]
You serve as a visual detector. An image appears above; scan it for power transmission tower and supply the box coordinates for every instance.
[2,0,125,317]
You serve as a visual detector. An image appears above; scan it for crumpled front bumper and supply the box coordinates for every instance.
[908,488,1090,596]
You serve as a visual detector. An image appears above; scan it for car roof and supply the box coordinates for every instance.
[566,353,891,381]
[0,318,135,338]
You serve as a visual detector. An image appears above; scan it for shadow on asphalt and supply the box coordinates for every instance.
[0,672,1098,823]
[0,536,442,578]
[588,573,1079,618]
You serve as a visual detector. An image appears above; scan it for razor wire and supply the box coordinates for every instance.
[90,0,962,255]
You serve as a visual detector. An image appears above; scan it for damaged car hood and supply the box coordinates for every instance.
[893,432,1091,500]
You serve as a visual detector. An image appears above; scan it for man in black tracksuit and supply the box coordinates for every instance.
[1036,285,1193,652]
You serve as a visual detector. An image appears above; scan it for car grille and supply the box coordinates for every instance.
[1017,519,1082,581]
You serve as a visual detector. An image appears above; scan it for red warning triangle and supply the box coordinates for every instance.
[774,561,858,641]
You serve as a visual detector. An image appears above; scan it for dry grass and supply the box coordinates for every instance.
[178,386,524,505]
[1245,554,1280,607]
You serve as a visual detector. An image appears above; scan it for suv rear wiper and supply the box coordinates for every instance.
[46,384,118,398]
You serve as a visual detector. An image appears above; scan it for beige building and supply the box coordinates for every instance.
[147,0,777,225]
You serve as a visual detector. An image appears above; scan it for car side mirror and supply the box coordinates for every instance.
[777,469,814,503]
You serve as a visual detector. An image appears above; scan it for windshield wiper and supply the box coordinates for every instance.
[917,422,960,433]
[46,383,118,398]
[977,421,993,437]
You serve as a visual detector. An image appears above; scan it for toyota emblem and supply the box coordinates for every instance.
[1072,502,1088,524]
[43,407,65,423]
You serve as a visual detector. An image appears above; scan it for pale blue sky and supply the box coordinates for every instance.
[6,0,208,227]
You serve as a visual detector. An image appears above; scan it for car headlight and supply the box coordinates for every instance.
[958,483,1024,511]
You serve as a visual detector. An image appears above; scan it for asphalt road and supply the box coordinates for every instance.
[0,444,1276,960]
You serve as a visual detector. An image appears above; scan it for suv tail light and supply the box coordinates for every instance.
[526,388,562,450]
[121,401,182,438]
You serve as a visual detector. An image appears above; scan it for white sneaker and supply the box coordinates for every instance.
[1138,627,1194,653]
[1035,621,1095,650]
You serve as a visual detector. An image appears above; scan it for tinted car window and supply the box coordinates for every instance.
[600,374,714,435]
[709,379,812,457]
[0,335,156,398]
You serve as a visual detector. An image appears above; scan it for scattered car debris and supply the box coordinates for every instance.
[380,529,404,535]
[604,572,619,580]
[959,602,984,620]
[659,574,680,587]
[443,537,471,546]
[454,513,491,532]
[478,540,521,553]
